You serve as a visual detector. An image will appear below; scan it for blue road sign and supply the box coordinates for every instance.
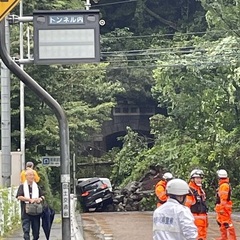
[42,156,60,166]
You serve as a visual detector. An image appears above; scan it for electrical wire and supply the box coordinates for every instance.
[101,56,240,64]
[52,49,240,71]
[101,49,240,59]
[91,0,137,8]
[101,46,204,54]
[101,48,240,57]
[56,58,239,72]
[100,29,240,40]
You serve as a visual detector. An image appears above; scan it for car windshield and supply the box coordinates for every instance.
[78,177,112,192]
[83,181,104,191]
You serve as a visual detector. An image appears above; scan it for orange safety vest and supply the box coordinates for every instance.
[216,178,231,205]
[215,178,233,218]
[155,180,167,207]
[20,168,40,183]
[186,181,208,214]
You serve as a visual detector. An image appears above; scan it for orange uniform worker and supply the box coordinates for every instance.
[215,169,236,240]
[185,169,208,240]
[20,161,40,183]
[155,172,173,207]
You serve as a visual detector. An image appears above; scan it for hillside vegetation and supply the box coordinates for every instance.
[4,0,240,207]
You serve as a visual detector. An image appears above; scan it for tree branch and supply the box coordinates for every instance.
[143,5,180,31]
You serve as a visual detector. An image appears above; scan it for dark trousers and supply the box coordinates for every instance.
[22,215,41,240]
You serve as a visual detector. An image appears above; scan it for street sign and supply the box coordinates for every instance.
[0,0,20,21]
[33,10,100,64]
[42,156,60,166]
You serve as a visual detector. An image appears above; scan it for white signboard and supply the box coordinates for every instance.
[42,156,60,166]
[62,183,70,218]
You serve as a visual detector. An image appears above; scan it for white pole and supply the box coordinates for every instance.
[19,0,25,170]
[27,26,30,58]
[1,18,11,187]
[85,0,91,10]
[73,153,76,195]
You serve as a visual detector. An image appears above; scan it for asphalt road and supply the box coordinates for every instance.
[81,211,240,240]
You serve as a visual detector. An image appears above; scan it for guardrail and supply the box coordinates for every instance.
[70,194,84,240]
[0,187,21,236]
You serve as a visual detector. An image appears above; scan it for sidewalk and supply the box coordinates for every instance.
[3,214,62,240]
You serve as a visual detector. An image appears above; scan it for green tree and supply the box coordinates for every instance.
[201,0,240,37]
[111,127,148,185]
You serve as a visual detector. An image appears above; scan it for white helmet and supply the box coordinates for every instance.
[166,179,190,195]
[190,169,204,178]
[162,172,173,181]
[217,169,228,178]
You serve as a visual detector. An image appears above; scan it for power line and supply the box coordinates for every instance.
[102,51,240,58]
[91,0,136,8]
[101,50,240,59]
[101,46,202,54]
[101,48,240,57]
[101,55,240,64]
[56,59,239,72]
[46,49,239,72]
[101,29,240,40]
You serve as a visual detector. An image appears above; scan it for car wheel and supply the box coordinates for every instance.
[103,204,115,212]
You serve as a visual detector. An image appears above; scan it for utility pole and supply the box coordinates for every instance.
[19,0,25,170]
[0,18,11,187]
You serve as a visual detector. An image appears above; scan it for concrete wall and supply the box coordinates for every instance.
[0,151,22,187]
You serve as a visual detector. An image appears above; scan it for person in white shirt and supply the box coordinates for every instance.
[153,178,197,240]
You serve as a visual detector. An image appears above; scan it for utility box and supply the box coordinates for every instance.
[33,10,100,65]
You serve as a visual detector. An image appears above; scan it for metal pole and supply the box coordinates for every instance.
[85,0,91,10]
[19,0,25,170]
[73,153,76,195]
[1,18,11,187]
[27,26,30,58]
[0,19,71,239]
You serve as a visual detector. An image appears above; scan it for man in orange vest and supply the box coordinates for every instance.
[185,169,208,240]
[215,169,236,240]
[20,161,40,183]
[155,172,173,207]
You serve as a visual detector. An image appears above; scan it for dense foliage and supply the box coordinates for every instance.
[0,0,239,208]
[109,0,240,209]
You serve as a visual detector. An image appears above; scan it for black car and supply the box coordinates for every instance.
[76,177,113,212]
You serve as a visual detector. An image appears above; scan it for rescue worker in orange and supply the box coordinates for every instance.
[215,169,236,240]
[155,172,173,207]
[185,169,208,240]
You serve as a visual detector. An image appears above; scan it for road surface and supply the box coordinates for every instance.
[81,211,240,240]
